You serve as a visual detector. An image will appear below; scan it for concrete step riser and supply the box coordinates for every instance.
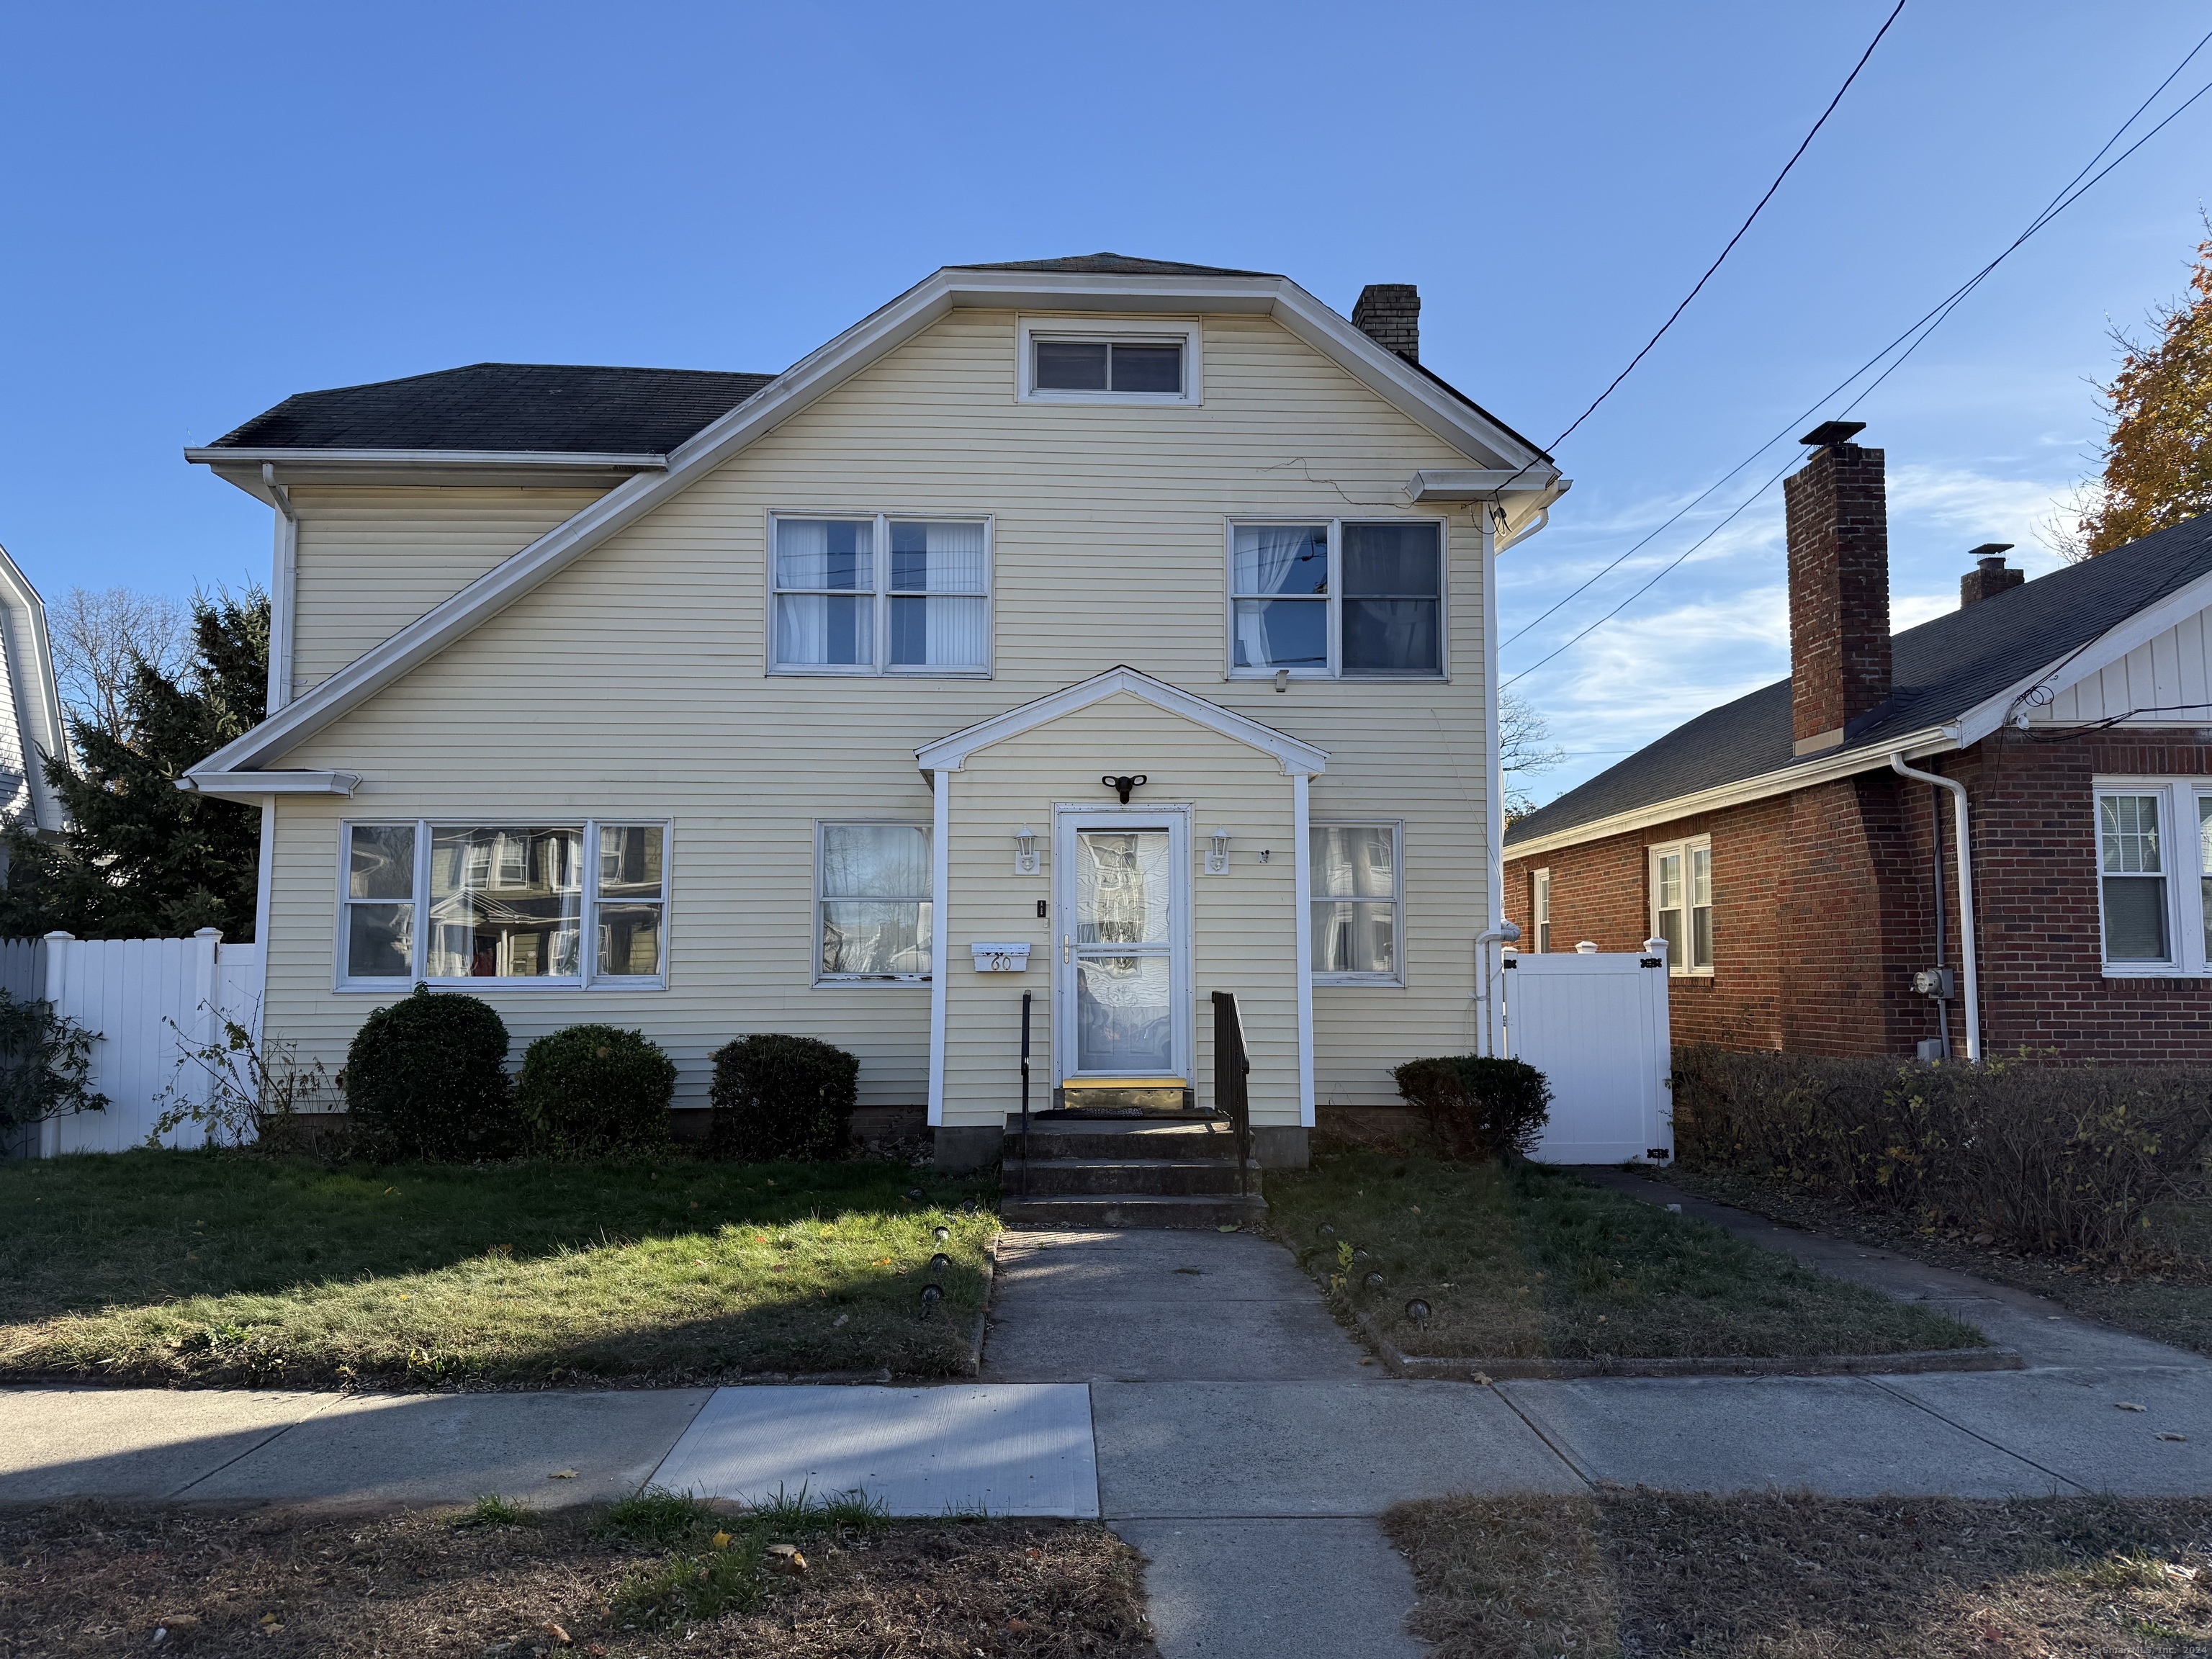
[1007,1160,1256,1197]
[1002,1131,1238,1161]
[999,1195,1269,1228]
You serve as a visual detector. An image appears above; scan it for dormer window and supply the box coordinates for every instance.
[1017,318,1201,404]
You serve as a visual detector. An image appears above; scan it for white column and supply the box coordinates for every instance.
[1292,770,1315,1128]
[927,767,950,1125]
[1479,508,1506,1055]
[37,931,71,1158]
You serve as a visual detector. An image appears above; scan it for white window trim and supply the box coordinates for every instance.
[1017,315,1202,405]
[2093,776,2212,977]
[814,819,935,987]
[1647,835,1714,976]
[1223,517,1451,682]
[1533,866,1552,954]
[335,819,670,992]
[1310,818,1406,987]
[766,511,995,679]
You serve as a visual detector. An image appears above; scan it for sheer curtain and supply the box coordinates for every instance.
[1233,525,1324,670]
[890,521,987,668]
[775,518,873,667]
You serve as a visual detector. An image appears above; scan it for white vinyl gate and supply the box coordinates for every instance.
[34,930,263,1156]
[1501,944,1673,1165]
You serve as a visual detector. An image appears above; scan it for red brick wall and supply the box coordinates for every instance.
[1506,728,2212,1061]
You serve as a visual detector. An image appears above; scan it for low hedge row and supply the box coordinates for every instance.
[1389,1054,1552,1161]
[1673,1044,2212,1259]
[341,988,858,1164]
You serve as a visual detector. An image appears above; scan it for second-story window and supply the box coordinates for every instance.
[773,513,991,676]
[1229,519,1444,679]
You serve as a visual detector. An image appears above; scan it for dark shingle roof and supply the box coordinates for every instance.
[954,252,1277,276]
[1506,512,2212,848]
[207,363,778,456]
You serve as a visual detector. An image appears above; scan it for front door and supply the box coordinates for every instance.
[1055,813,1190,1082]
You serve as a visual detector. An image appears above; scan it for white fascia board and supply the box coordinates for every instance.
[1952,565,2212,747]
[0,544,66,832]
[185,447,670,468]
[1501,727,1955,860]
[915,667,1330,776]
[179,769,363,799]
[189,265,1529,774]
[1407,468,1564,500]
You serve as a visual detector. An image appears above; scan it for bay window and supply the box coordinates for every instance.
[772,513,990,675]
[1229,519,1444,679]
[341,821,667,988]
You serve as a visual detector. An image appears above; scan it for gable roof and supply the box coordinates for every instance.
[955,252,1277,277]
[202,363,777,458]
[183,258,1561,791]
[1505,511,2212,855]
[914,667,1330,775]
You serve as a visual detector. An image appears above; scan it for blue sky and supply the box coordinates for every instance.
[3,2,2208,804]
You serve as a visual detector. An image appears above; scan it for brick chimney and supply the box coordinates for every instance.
[1352,284,1419,364]
[1960,544,2024,608]
[1784,423,1892,756]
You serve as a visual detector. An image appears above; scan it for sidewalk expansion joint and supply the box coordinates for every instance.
[1861,1375,2088,1493]
[165,1393,350,1501]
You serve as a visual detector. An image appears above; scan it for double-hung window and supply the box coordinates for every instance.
[1647,837,1712,973]
[2090,778,2212,974]
[1229,519,1444,679]
[771,514,989,675]
[1309,822,1403,984]
[1532,868,1552,953]
[341,820,667,988]
[818,823,933,982]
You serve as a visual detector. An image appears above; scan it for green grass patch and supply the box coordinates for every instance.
[604,1485,894,1629]
[1266,1152,1984,1359]
[0,1150,997,1387]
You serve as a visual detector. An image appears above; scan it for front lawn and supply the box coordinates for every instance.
[0,1496,1158,1658]
[1388,1491,2212,1658]
[1266,1154,1983,1360]
[0,1151,998,1388]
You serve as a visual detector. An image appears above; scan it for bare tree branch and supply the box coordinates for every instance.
[49,587,189,744]
[1501,691,1568,821]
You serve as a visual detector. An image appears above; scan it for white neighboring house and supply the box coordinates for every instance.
[178,255,1569,1172]
[0,544,68,849]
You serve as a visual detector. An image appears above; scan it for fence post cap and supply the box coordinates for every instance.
[192,927,225,940]
[1643,937,1669,954]
[1575,940,1599,954]
[42,930,73,941]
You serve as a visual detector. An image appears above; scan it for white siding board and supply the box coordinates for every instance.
[2034,602,2212,727]
[263,310,1495,1115]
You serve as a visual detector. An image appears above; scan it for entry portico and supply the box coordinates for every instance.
[917,667,1328,1170]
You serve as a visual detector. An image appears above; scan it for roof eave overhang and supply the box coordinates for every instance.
[188,448,670,503]
[1503,726,1957,860]
[178,769,363,801]
[188,264,1539,775]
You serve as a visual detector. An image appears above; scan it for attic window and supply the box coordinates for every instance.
[1017,318,1200,404]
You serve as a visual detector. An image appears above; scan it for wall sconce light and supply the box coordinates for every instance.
[1013,826,1039,876]
[1205,828,1231,876]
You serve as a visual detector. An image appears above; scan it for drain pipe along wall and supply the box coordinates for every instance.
[1890,752,1981,1061]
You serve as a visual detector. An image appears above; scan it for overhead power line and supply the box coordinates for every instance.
[1502,26,2212,688]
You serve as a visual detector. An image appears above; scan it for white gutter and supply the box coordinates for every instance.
[263,465,297,714]
[176,769,362,799]
[188,447,670,469]
[1473,924,1522,1057]
[1891,752,1980,1061]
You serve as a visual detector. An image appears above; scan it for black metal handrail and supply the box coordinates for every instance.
[1017,991,1032,1196]
[1210,990,1252,1197]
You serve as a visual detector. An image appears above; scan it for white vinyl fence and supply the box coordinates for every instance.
[1501,940,1673,1165]
[27,930,262,1156]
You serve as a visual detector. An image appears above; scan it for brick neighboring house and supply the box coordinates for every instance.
[1502,423,2212,1062]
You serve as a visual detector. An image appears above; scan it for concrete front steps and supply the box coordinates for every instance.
[999,1115,1267,1228]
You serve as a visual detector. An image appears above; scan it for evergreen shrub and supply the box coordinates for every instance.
[516,1024,676,1156]
[343,985,520,1161]
[1390,1055,1552,1161]
[708,1033,858,1162]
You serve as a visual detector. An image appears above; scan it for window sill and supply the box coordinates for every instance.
[769,666,992,680]
[814,976,932,988]
[1226,671,1449,684]
[2100,964,2212,979]
[1018,390,1198,407]
[1668,968,1715,979]
[1315,975,1405,988]
[336,979,667,994]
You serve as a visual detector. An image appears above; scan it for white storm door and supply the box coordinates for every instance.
[1054,812,1191,1080]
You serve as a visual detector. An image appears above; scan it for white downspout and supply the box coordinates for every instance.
[1891,752,1981,1061]
[1473,923,1521,1056]
[263,464,297,715]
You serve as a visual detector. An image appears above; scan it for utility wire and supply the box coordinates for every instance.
[1545,0,1907,456]
[1503,30,2212,687]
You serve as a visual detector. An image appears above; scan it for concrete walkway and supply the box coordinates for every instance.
[4,1192,2209,1658]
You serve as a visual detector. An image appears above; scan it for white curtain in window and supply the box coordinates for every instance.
[891,522,987,667]
[1233,526,1321,669]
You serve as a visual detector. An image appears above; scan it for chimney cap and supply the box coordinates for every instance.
[1968,542,2015,563]
[1799,420,1868,447]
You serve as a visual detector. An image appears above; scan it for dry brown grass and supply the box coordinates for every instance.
[1385,1491,2212,1658]
[0,1501,1157,1658]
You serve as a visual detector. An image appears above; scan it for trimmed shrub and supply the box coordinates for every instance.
[1390,1055,1552,1162]
[343,985,521,1161]
[1673,1044,2212,1260]
[516,1024,677,1157]
[708,1033,858,1163]
[0,991,106,1153]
